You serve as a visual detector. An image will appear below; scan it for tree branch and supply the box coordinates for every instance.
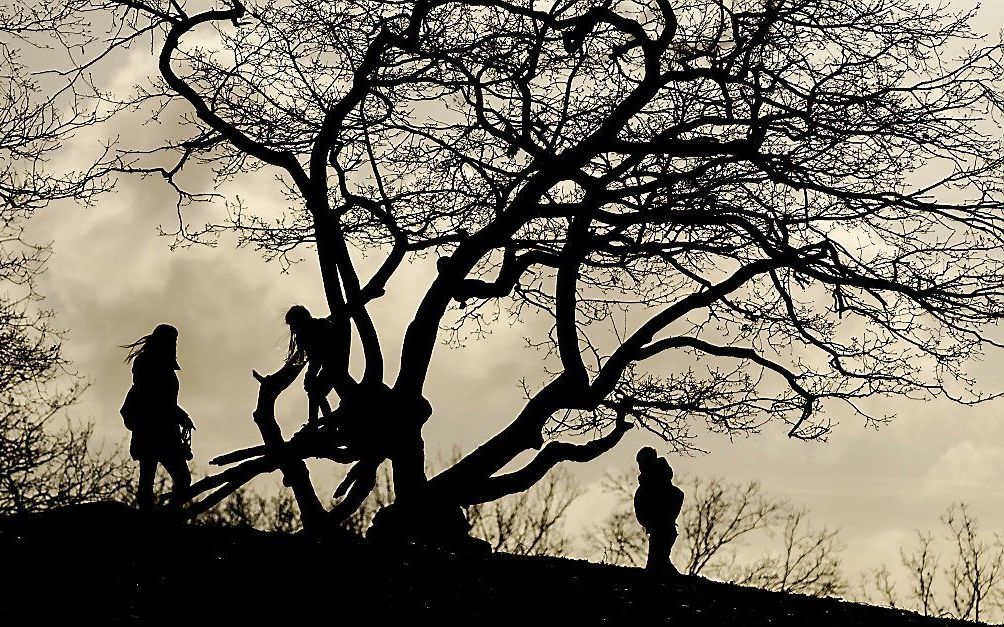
[459,416,633,505]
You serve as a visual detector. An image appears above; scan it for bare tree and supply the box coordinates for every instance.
[856,565,900,610]
[856,504,1004,624]
[591,505,647,567]
[10,0,1004,541]
[680,476,781,576]
[901,532,940,617]
[721,507,844,597]
[587,471,645,565]
[0,49,131,513]
[0,405,134,515]
[943,504,1004,623]
[0,228,134,516]
[197,485,302,533]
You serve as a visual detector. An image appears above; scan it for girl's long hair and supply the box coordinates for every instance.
[284,305,310,366]
[285,333,305,366]
[122,324,178,364]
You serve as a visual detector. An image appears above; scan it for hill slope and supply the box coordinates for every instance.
[0,503,980,625]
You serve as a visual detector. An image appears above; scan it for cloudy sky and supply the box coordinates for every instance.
[17,0,1004,587]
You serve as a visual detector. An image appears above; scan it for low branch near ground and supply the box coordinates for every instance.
[326,458,381,527]
[181,456,279,518]
[179,364,331,527]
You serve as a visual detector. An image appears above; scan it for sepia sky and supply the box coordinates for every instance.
[17,0,1004,583]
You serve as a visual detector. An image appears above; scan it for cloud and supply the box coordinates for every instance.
[923,441,1004,496]
[845,526,915,576]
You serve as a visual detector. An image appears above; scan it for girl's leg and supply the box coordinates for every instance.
[317,393,333,421]
[316,370,335,420]
[138,458,157,512]
[308,395,333,422]
[161,456,191,510]
[306,371,335,423]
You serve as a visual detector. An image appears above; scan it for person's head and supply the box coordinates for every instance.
[285,305,312,331]
[285,305,312,364]
[637,446,672,478]
[636,446,658,467]
[151,323,179,341]
[123,323,179,365]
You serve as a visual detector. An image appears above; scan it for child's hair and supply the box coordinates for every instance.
[122,324,178,363]
[285,305,311,365]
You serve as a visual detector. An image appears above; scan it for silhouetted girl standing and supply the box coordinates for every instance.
[120,324,194,512]
[285,305,341,424]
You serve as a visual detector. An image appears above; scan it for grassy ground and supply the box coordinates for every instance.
[0,502,982,625]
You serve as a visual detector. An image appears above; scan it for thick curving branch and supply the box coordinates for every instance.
[157,0,310,192]
[431,249,825,497]
[452,249,558,301]
[458,417,633,505]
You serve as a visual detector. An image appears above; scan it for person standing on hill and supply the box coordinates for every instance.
[634,446,685,574]
[119,324,194,512]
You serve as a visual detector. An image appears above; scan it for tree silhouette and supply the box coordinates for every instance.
[0,202,132,516]
[10,0,1004,540]
[726,507,844,597]
[196,485,303,533]
[0,14,131,514]
[856,503,1004,623]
